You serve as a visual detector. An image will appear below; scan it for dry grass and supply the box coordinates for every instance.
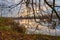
[0,17,60,40]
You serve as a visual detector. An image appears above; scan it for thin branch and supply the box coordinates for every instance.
[44,0,60,20]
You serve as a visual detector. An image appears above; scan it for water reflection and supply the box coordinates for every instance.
[14,19,60,35]
[15,19,60,29]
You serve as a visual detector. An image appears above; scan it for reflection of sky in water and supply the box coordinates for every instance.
[56,25,60,30]
[55,7,60,11]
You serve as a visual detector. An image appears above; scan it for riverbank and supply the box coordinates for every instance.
[1,17,60,40]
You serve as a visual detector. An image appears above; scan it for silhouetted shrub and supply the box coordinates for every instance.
[12,23,26,33]
[0,17,26,33]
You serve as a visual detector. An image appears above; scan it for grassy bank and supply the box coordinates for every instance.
[0,17,60,40]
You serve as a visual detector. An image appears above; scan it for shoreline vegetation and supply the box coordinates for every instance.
[0,17,60,40]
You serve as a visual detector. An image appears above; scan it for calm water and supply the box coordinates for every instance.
[15,19,60,30]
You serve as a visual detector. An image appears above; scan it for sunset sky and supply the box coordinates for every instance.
[0,0,60,17]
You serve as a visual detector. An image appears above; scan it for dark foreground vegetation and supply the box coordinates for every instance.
[0,17,60,40]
